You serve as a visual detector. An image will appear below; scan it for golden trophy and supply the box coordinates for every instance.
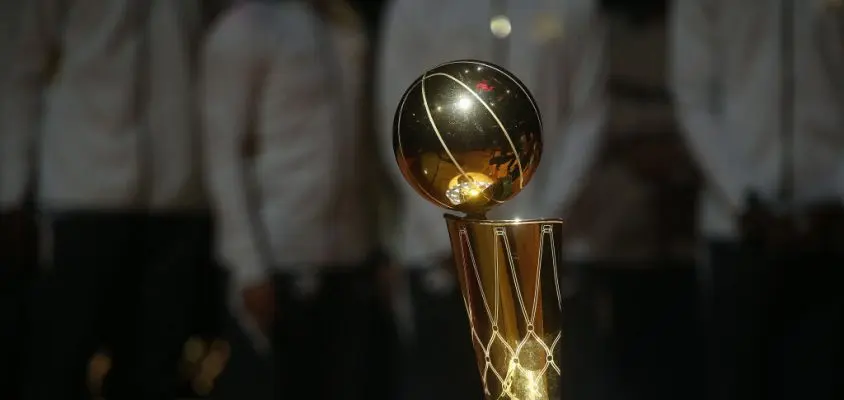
[392,60,563,399]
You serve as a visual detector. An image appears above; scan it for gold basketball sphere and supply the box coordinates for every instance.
[393,60,543,216]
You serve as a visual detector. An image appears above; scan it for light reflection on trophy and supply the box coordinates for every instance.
[393,60,563,399]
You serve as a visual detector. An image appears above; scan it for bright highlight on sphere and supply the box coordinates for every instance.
[456,97,473,111]
[392,60,543,216]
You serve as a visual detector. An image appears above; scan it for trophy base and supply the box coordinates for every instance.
[444,214,564,400]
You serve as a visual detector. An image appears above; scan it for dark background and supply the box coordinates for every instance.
[0,0,719,399]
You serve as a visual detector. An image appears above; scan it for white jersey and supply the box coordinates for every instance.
[0,0,206,211]
[202,1,377,289]
[378,0,609,266]
[670,0,844,239]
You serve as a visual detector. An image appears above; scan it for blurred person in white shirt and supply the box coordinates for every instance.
[378,0,608,398]
[202,0,394,398]
[670,1,844,398]
[2,1,214,399]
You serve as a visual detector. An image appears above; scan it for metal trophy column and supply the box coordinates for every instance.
[391,59,564,399]
[445,216,563,399]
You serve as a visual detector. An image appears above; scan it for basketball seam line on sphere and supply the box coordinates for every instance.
[420,73,474,185]
[395,80,452,209]
[437,60,543,131]
[426,72,525,189]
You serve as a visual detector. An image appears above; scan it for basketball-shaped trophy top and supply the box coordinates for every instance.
[392,60,543,216]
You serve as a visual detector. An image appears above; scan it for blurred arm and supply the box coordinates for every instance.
[201,8,269,289]
[669,0,746,212]
[376,0,453,265]
[0,0,61,210]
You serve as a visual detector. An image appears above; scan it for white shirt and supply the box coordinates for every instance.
[202,1,377,289]
[378,0,608,266]
[670,0,844,239]
[0,0,206,211]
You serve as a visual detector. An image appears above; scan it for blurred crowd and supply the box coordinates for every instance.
[0,0,842,400]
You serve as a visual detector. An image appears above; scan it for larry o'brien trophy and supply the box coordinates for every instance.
[392,60,563,399]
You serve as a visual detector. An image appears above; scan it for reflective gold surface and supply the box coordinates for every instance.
[446,215,564,400]
[393,60,563,398]
[393,60,543,217]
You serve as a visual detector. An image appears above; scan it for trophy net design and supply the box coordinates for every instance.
[393,60,563,399]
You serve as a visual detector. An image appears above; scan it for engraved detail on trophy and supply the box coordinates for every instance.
[448,217,563,399]
[392,60,564,399]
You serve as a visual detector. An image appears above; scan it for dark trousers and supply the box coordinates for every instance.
[22,211,212,400]
[0,264,30,400]
[404,269,484,400]
[704,241,844,400]
[271,267,398,400]
[572,262,705,400]
[0,209,37,400]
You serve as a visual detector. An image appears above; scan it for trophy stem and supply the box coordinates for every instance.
[444,214,564,400]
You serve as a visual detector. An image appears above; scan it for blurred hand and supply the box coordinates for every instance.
[241,280,275,335]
